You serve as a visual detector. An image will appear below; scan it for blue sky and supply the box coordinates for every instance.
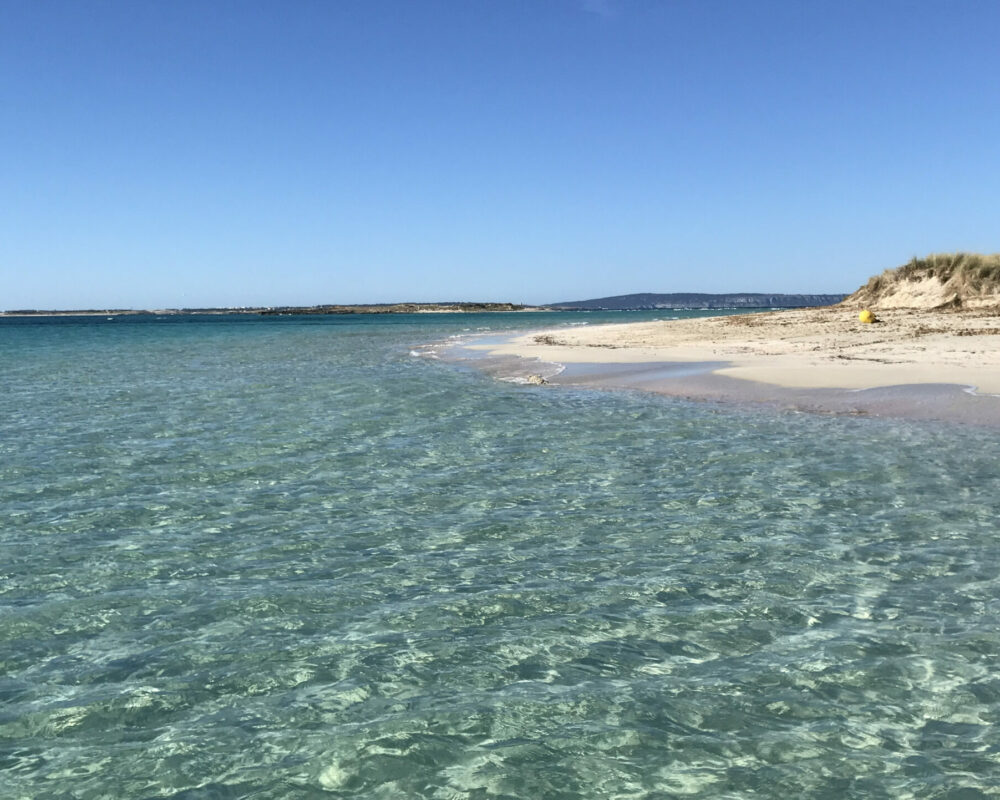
[3,0,999,309]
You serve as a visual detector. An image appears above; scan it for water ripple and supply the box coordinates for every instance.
[1,315,999,798]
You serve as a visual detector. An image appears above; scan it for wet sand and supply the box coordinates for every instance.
[450,307,1000,425]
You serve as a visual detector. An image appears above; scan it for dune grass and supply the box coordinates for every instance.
[859,252,1000,298]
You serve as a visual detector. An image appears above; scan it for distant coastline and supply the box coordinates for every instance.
[549,291,847,310]
[1,308,262,317]
[1,293,847,317]
[0,302,540,317]
[259,302,539,315]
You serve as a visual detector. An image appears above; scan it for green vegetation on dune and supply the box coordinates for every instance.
[846,252,1000,309]
[865,252,1000,292]
[896,252,1000,287]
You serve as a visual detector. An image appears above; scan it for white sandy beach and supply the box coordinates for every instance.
[471,307,1000,395]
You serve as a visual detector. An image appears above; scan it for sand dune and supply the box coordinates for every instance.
[843,252,1000,310]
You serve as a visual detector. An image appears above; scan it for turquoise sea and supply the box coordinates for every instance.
[2,312,999,799]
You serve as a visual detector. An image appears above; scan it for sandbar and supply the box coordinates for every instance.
[458,307,1000,424]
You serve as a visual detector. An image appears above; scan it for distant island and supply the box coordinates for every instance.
[2,307,260,316]
[260,302,532,315]
[2,295,851,317]
[0,303,536,316]
[549,292,847,310]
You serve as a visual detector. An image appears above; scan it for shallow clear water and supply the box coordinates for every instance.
[2,313,999,799]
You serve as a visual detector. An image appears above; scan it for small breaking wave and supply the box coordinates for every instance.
[410,346,440,359]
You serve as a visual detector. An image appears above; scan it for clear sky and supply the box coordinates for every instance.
[3,0,999,309]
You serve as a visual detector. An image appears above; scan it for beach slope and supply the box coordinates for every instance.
[475,306,1000,393]
[466,254,1000,421]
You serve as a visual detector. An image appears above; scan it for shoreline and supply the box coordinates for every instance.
[450,306,1000,425]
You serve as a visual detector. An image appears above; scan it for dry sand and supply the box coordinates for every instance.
[458,307,1000,424]
[472,307,1000,393]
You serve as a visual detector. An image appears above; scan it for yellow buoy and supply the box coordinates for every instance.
[859,309,876,324]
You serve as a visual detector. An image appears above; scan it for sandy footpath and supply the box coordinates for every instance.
[470,307,1000,394]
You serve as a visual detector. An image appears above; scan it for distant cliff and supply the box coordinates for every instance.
[549,292,846,310]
